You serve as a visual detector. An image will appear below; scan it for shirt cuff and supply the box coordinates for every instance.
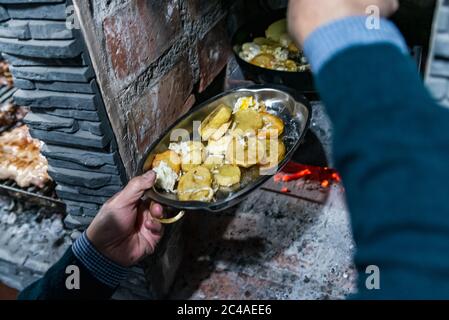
[303,16,408,74]
[72,232,128,288]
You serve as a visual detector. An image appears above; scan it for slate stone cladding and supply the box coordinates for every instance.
[0,0,126,228]
[426,0,449,107]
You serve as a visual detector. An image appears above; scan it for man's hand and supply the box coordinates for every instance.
[86,171,163,267]
[288,0,399,45]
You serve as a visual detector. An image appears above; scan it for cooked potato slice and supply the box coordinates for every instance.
[257,113,285,139]
[260,139,286,169]
[151,150,181,174]
[250,53,275,69]
[232,109,263,136]
[209,121,231,141]
[226,136,265,168]
[214,165,241,187]
[200,104,232,140]
[171,141,205,173]
[203,155,225,170]
[177,166,214,202]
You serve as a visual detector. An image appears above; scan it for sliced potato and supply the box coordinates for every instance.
[250,53,275,69]
[265,19,287,42]
[253,37,279,47]
[152,150,181,174]
[177,166,214,202]
[214,165,241,187]
[232,109,263,136]
[200,104,232,140]
[260,139,286,169]
[210,121,232,141]
[180,141,206,173]
[226,136,265,168]
[203,155,225,170]
[257,113,285,139]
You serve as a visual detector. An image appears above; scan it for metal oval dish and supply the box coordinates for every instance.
[138,84,311,212]
[231,10,315,94]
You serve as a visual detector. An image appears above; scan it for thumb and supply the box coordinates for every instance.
[118,171,156,204]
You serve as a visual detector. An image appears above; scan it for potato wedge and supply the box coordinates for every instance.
[257,113,285,139]
[214,165,241,187]
[200,104,232,140]
[151,150,181,174]
[177,166,214,202]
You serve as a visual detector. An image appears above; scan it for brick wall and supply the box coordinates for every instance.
[73,0,236,178]
[0,0,126,229]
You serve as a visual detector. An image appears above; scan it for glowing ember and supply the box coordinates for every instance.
[273,162,341,190]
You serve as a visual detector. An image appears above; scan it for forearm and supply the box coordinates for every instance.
[306,17,449,298]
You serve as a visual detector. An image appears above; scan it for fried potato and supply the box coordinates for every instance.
[177,166,214,202]
[200,104,232,140]
[232,109,263,136]
[257,113,285,139]
[226,136,265,168]
[214,165,241,187]
[151,150,181,174]
[260,139,286,170]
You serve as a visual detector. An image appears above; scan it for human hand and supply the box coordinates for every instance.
[287,0,399,45]
[86,171,164,267]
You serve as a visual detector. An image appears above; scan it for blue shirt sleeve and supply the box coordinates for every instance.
[72,232,128,288]
[303,16,408,74]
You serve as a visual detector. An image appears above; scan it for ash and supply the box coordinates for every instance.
[0,196,73,290]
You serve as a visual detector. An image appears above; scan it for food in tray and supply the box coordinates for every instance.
[0,125,50,188]
[148,95,286,203]
[238,19,310,72]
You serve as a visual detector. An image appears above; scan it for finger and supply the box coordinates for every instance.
[118,171,156,204]
[150,202,163,219]
[145,219,163,234]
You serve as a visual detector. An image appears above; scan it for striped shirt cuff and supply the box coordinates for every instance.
[72,232,128,288]
[303,16,408,74]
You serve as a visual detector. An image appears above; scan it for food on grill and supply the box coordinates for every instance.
[0,60,14,87]
[258,112,285,138]
[0,125,50,188]
[213,165,241,187]
[0,104,28,134]
[152,150,181,174]
[199,104,232,140]
[177,166,214,202]
[148,95,285,202]
[238,19,310,72]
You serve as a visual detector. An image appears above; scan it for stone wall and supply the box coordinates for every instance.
[426,0,449,105]
[73,0,237,177]
[0,0,126,228]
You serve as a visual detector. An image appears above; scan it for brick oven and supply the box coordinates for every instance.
[0,0,440,300]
